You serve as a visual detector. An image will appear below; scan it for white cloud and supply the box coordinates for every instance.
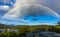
[0,5,11,11]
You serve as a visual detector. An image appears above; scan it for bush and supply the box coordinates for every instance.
[0,32,18,37]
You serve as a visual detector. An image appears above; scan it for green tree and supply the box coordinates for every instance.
[57,22,60,25]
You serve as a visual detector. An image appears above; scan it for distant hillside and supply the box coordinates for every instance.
[0,24,55,29]
[0,24,9,29]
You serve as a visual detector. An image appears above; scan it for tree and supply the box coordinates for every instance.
[57,22,60,25]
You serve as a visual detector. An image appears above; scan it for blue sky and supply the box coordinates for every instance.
[0,0,60,25]
[0,0,15,6]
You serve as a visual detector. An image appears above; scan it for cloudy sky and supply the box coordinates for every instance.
[0,0,60,25]
[36,0,60,15]
[14,0,60,15]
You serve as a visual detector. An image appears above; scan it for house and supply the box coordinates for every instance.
[26,30,60,37]
[0,29,18,33]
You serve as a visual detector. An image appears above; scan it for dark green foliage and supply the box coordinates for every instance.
[0,32,18,37]
[57,22,60,25]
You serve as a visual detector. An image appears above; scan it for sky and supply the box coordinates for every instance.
[0,0,60,25]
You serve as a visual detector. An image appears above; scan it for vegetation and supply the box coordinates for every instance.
[0,22,60,37]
